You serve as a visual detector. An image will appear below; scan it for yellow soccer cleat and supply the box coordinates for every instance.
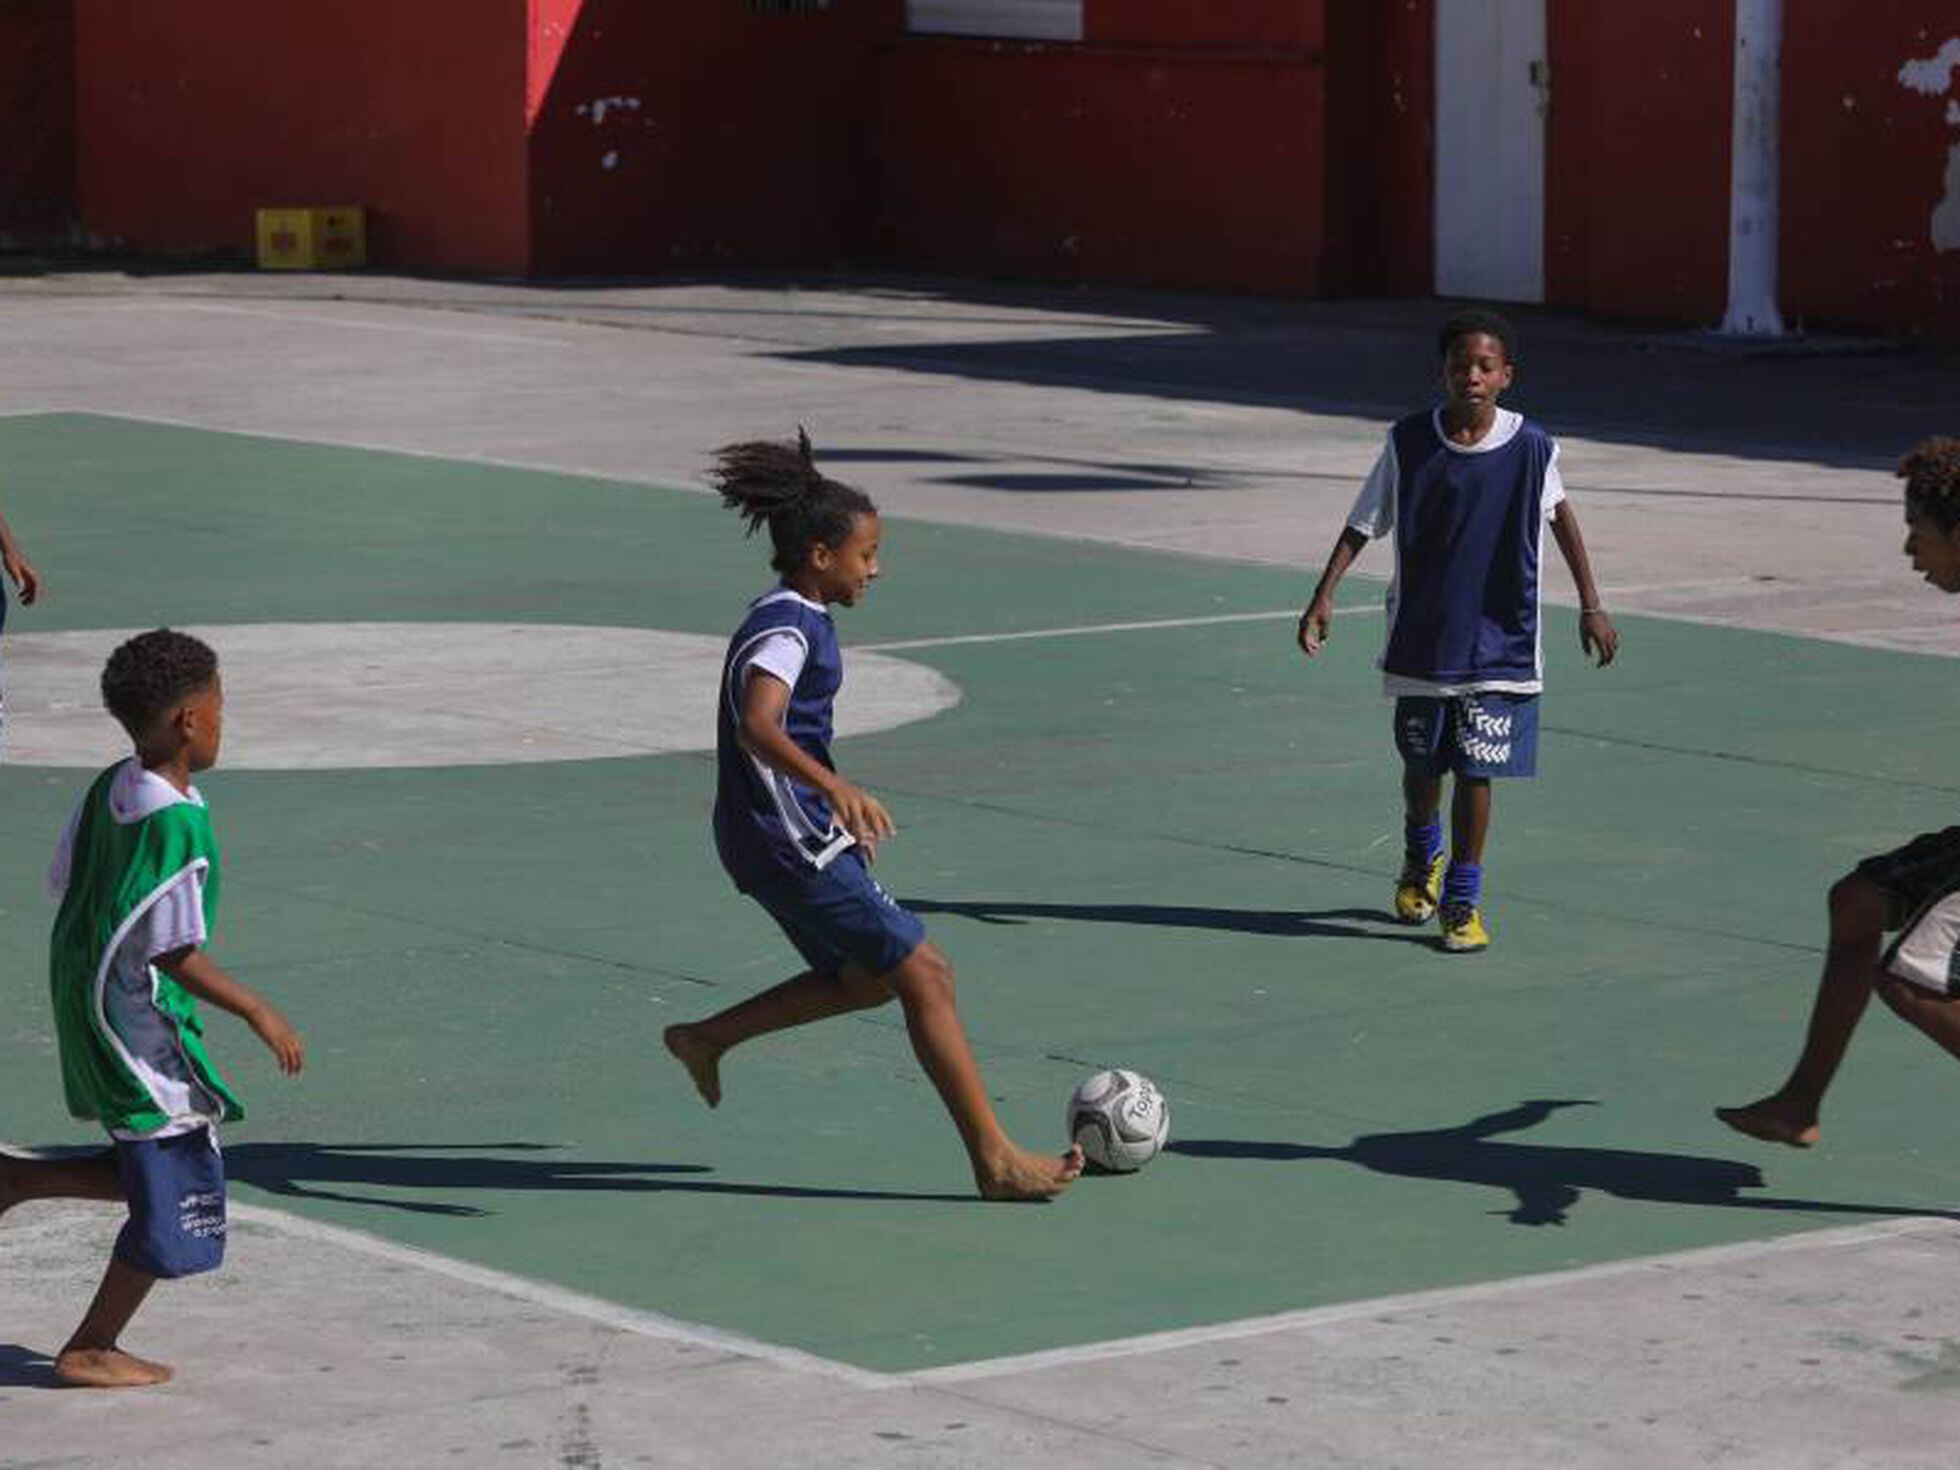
[1394,852,1445,924]
[1439,903,1490,953]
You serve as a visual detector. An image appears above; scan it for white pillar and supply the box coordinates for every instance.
[1720,0,1787,335]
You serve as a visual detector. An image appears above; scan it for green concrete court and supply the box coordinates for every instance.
[2,411,1956,1374]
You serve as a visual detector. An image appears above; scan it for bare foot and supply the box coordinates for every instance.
[976,1143,1085,1202]
[1715,1098,1819,1148]
[663,1025,723,1108]
[54,1347,173,1388]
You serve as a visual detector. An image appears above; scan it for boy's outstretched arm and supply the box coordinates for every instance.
[738,670,895,857]
[1550,502,1619,666]
[155,947,305,1075]
[1298,527,1369,657]
[0,495,43,605]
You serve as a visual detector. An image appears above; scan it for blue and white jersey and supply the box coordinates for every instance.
[1347,407,1566,696]
[713,586,855,890]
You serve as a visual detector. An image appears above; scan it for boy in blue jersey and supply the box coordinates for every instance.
[1297,311,1619,951]
[665,431,1082,1201]
[1719,439,1960,1148]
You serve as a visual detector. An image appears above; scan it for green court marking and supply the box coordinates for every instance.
[2,413,1956,1372]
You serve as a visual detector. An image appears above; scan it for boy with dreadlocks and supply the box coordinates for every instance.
[1719,438,1960,1148]
[664,430,1082,1201]
[0,629,303,1386]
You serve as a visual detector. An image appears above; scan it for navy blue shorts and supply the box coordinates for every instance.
[113,1126,227,1279]
[1394,692,1540,779]
[749,848,927,980]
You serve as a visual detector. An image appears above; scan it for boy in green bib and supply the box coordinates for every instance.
[0,629,303,1388]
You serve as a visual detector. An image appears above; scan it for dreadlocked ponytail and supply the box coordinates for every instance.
[1899,437,1960,533]
[712,427,877,574]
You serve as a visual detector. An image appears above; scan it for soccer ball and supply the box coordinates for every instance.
[1067,1069,1169,1173]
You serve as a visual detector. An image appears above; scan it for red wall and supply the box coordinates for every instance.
[0,0,75,242]
[1322,0,1430,295]
[1783,3,1960,335]
[1086,0,1323,48]
[526,0,899,276]
[74,0,530,273]
[1544,0,1733,322]
[875,31,1328,294]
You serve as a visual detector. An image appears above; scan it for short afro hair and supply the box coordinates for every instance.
[101,628,218,739]
[1438,308,1517,362]
[1899,437,1960,534]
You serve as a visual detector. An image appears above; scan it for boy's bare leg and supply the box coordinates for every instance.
[0,1147,123,1219]
[1717,874,1889,1147]
[665,966,891,1106]
[54,1258,171,1388]
[1402,769,1442,827]
[1875,976,1960,1062]
[1450,776,1492,865]
[885,942,1082,1201]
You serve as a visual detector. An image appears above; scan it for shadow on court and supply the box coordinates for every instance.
[0,1343,59,1389]
[225,1143,978,1216]
[908,898,1434,945]
[1170,1099,1960,1228]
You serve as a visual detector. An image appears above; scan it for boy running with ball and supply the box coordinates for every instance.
[1298,311,1619,951]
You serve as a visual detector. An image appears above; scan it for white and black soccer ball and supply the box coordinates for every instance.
[1067,1068,1169,1173]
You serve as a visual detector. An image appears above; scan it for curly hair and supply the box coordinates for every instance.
[1899,437,1960,532]
[101,628,218,739]
[711,427,876,575]
[1438,308,1517,363]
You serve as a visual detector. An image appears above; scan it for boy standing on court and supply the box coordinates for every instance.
[1719,439,1960,1147]
[0,629,303,1387]
[1297,310,1618,951]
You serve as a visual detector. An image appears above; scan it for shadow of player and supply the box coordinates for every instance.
[0,1343,60,1389]
[225,1141,978,1217]
[1170,1099,1960,1227]
[906,898,1431,945]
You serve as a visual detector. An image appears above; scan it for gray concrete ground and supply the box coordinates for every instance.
[3,270,1958,1466]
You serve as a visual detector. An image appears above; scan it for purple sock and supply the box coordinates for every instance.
[1443,862,1482,909]
[1405,818,1443,863]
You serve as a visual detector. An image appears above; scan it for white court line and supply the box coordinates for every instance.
[229,1202,904,1390]
[233,1197,1957,1392]
[913,1213,1960,1385]
[862,607,1379,652]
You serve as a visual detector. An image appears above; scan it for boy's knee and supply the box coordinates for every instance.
[891,943,955,1008]
[1827,874,1890,939]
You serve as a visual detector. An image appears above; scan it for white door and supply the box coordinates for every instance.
[1433,0,1547,302]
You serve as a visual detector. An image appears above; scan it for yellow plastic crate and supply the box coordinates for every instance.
[255,206,366,270]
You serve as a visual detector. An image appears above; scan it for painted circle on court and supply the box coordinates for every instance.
[0,622,961,770]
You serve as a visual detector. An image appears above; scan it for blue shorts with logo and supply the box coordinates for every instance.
[749,847,927,980]
[113,1126,227,1279]
[1394,692,1540,779]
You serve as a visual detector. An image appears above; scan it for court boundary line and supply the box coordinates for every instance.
[0,408,1902,641]
[229,1198,1955,1390]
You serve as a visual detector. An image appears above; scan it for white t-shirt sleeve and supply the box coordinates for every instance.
[1542,439,1567,519]
[742,629,809,691]
[45,802,82,902]
[1346,433,1399,540]
[132,868,209,966]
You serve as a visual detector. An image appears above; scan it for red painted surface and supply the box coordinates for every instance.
[1543,0,1732,322]
[875,39,1327,294]
[1086,0,1323,49]
[525,0,899,276]
[74,0,530,273]
[0,0,76,241]
[1782,3,1960,335]
[1323,0,1430,295]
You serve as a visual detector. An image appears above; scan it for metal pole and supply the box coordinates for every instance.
[1720,0,1787,336]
